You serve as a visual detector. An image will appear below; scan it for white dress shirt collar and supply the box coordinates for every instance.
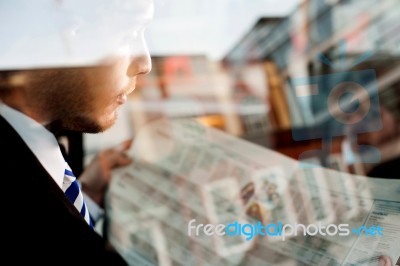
[0,102,65,188]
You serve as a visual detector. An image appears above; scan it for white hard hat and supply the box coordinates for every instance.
[0,0,154,70]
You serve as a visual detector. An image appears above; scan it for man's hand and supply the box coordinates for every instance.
[80,139,133,207]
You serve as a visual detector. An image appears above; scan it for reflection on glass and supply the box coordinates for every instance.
[106,119,400,266]
[81,1,400,265]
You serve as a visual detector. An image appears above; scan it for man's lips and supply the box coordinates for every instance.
[117,80,136,105]
[117,94,127,104]
[117,85,136,105]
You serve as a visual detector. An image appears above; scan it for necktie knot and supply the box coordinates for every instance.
[63,162,93,229]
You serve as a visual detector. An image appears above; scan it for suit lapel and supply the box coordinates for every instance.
[0,115,89,225]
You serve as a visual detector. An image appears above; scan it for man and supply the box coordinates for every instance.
[0,1,395,266]
[0,0,152,264]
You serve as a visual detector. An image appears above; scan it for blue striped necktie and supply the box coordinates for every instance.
[63,162,94,229]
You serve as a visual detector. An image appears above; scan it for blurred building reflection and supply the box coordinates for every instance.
[222,0,400,178]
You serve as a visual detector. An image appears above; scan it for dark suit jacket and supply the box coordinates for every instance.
[0,116,128,265]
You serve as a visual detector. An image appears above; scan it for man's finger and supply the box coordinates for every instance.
[116,138,134,152]
[115,153,133,167]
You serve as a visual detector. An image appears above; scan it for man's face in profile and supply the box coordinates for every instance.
[23,57,151,133]
[0,0,153,133]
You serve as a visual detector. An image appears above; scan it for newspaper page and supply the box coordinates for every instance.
[105,118,400,266]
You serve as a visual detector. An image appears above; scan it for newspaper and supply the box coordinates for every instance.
[105,118,400,266]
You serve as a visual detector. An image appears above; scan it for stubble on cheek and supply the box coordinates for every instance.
[59,94,120,133]
[26,66,125,133]
[25,68,99,132]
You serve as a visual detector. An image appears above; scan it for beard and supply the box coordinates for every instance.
[46,113,116,134]
[24,67,118,134]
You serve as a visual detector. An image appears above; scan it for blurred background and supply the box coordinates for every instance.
[82,0,400,179]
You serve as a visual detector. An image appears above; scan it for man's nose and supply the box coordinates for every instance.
[127,55,152,77]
